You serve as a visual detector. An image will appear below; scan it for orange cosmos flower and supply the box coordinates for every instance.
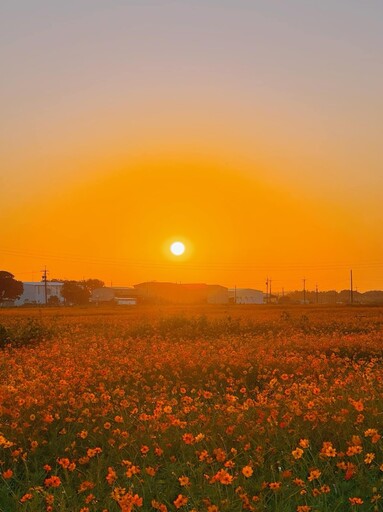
[57,457,70,469]
[154,447,164,456]
[345,463,357,481]
[347,445,363,456]
[151,500,168,512]
[352,400,364,412]
[242,466,253,478]
[145,466,156,477]
[42,413,54,424]
[20,493,33,503]
[182,433,195,445]
[349,497,363,505]
[85,494,96,504]
[173,494,188,509]
[125,465,140,478]
[2,469,13,479]
[106,467,117,485]
[320,441,336,457]
[46,494,54,505]
[364,452,375,464]
[44,475,61,488]
[211,469,233,485]
[87,447,102,458]
[178,475,191,486]
[308,469,321,482]
[78,481,96,492]
[292,447,304,459]
[117,492,143,511]
[213,448,226,462]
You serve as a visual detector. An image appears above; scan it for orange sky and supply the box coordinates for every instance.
[1,1,382,292]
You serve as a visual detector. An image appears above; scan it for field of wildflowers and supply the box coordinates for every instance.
[1,305,383,511]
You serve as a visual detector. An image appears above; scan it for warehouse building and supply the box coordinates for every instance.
[133,282,228,304]
[91,287,138,305]
[229,288,264,304]
[15,282,64,306]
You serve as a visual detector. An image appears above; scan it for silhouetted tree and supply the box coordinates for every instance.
[0,271,23,304]
[61,281,90,305]
[47,295,60,306]
[83,279,104,293]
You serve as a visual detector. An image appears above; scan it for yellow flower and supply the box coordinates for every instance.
[364,452,375,464]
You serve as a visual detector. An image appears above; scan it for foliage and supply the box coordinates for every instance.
[0,323,8,346]
[48,295,61,306]
[0,319,51,349]
[83,279,105,292]
[60,279,104,305]
[61,281,91,305]
[0,270,23,303]
[1,306,383,510]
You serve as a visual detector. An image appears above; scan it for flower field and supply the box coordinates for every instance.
[1,305,383,511]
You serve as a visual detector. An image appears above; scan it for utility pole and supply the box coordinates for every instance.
[266,277,269,304]
[303,278,306,305]
[41,267,48,305]
[234,285,237,304]
[315,284,319,304]
[350,269,354,305]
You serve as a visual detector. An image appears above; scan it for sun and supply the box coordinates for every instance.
[170,241,185,256]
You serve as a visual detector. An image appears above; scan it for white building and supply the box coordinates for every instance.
[15,282,64,306]
[229,288,264,304]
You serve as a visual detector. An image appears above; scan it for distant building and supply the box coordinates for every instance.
[229,288,264,304]
[15,282,64,306]
[134,282,228,304]
[91,287,138,305]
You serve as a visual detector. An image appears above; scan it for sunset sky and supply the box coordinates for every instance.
[1,0,382,292]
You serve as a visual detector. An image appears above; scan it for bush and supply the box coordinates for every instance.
[1,319,51,349]
[0,324,9,348]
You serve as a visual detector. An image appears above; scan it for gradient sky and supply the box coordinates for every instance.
[1,0,382,292]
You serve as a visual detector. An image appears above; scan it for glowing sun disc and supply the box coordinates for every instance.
[170,241,185,256]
